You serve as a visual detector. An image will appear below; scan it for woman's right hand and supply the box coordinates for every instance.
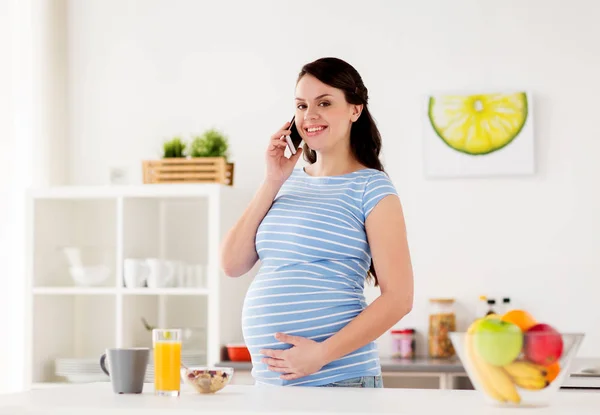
[264,121,303,186]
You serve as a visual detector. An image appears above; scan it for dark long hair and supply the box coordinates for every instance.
[297,57,384,286]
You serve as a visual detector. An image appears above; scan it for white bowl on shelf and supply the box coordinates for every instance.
[69,265,110,287]
[62,246,111,267]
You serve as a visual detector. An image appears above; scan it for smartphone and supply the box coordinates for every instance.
[284,116,303,155]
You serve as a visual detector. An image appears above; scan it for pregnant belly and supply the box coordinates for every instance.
[240,274,382,386]
[241,278,366,354]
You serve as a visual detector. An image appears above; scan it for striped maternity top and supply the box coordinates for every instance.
[241,167,399,386]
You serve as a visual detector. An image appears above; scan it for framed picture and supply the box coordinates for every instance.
[423,91,534,178]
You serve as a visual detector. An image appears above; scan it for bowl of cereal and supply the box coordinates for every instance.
[181,366,234,394]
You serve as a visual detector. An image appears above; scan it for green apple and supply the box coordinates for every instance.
[474,318,523,366]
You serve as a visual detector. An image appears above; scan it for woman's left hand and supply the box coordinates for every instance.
[260,333,328,380]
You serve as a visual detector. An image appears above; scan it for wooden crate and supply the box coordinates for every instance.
[142,157,234,185]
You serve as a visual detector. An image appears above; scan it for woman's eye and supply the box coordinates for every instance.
[296,102,329,110]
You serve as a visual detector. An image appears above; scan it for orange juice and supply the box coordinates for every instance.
[154,340,181,394]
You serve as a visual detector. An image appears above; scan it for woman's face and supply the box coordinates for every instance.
[294,75,362,154]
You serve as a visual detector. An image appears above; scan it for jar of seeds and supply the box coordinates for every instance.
[428,298,456,358]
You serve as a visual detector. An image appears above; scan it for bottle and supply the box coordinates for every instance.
[477,295,488,318]
[485,299,497,316]
[502,297,511,315]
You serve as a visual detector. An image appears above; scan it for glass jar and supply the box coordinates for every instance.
[391,329,415,359]
[428,298,456,358]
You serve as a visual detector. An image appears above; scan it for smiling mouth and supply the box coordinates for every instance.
[304,126,327,134]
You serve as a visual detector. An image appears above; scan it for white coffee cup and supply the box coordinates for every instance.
[173,261,186,287]
[123,259,149,288]
[185,264,205,288]
[146,258,175,288]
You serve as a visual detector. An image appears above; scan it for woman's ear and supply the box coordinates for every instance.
[351,104,364,122]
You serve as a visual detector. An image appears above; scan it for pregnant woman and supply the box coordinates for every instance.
[220,57,414,387]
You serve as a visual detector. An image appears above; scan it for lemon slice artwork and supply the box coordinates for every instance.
[428,92,528,155]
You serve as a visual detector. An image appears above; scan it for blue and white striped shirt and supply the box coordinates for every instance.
[241,167,399,386]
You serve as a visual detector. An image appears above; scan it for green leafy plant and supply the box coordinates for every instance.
[162,136,187,158]
[189,129,229,159]
[141,317,156,331]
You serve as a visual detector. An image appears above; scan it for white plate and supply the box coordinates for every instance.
[60,374,109,383]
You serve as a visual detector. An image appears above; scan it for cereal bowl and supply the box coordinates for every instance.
[181,366,234,394]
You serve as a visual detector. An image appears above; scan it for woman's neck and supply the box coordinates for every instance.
[307,144,365,177]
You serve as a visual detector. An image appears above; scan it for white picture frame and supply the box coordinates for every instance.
[422,90,535,178]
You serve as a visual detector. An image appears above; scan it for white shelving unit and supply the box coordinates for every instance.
[25,183,244,388]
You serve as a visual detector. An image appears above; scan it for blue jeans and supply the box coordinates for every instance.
[320,376,384,388]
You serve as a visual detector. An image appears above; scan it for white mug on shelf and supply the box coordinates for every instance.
[146,258,175,288]
[123,259,149,288]
[185,264,205,288]
[172,261,186,288]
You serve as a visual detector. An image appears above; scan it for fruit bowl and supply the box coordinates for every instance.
[181,367,233,394]
[450,314,584,408]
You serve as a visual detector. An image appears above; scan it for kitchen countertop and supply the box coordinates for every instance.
[379,357,465,372]
[217,357,600,375]
[216,356,466,373]
[1,382,599,414]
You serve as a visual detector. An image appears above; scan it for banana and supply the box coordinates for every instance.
[503,361,550,391]
[511,376,548,391]
[504,361,548,379]
[465,320,521,404]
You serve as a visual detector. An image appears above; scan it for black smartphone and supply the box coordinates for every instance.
[284,116,303,155]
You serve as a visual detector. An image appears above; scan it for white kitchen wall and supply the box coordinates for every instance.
[0,0,19,393]
[0,5,15,196]
[0,0,69,393]
[0,0,31,394]
[64,0,600,357]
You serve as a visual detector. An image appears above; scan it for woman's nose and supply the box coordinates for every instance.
[304,108,319,120]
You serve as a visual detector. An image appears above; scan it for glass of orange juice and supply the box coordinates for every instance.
[152,328,182,396]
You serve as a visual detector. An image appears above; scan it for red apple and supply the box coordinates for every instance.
[524,323,563,366]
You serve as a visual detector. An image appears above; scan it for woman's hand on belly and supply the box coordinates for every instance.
[259,332,328,381]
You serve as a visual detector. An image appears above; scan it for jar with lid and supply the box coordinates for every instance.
[428,298,456,358]
[486,298,497,316]
[391,329,415,359]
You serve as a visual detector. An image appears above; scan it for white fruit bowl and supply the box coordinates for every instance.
[450,331,584,408]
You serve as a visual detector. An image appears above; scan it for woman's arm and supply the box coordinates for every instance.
[220,121,304,278]
[219,181,281,278]
[261,194,414,379]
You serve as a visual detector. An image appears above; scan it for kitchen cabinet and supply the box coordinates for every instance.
[26,184,248,388]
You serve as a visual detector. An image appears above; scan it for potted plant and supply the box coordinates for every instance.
[189,129,229,159]
[142,129,234,185]
[162,136,187,158]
